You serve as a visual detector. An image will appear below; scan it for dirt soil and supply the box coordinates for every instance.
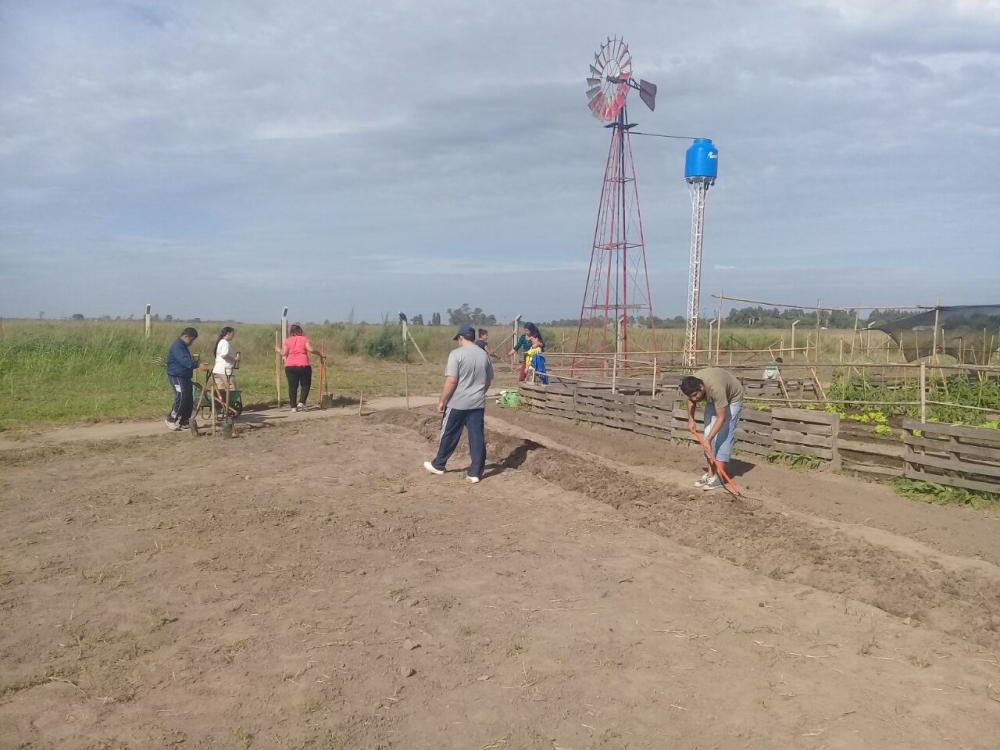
[2,408,1000,749]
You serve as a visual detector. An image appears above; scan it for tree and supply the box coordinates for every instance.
[71,313,84,321]
[447,303,497,326]
[164,314,173,322]
[431,312,442,326]
[411,314,424,326]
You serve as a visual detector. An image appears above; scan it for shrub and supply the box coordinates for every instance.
[363,325,405,361]
[341,326,365,356]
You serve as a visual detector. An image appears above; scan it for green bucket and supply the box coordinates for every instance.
[497,390,520,408]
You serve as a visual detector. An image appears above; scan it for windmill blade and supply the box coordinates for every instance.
[639,79,657,111]
[590,64,602,77]
[586,86,602,99]
[586,77,601,87]
[616,42,629,62]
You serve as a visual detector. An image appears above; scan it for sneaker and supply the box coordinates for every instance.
[702,476,724,491]
[291,407,297,413]
[179,422,191,430]
[297,402,306,410]
[423,461,444,476]
[467,476,481,484]
[165,419,180,431]
[693,473,710,488]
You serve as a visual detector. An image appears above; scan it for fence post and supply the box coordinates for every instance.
[830,411,842,472]
[919,362,927,423]
[144,304,152,338]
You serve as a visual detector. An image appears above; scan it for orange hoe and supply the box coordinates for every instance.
[688,425,758,506]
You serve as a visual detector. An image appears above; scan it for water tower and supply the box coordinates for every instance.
[684,138,718,366]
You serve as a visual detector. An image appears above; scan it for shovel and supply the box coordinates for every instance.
[688,425,760,508]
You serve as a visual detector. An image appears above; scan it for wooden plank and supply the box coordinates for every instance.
[773,430,835,448]
[903,467,1000,495]
[772,419,836,437]
[634,395,671,410]
[903,434,1000,461]
[771,407,839,426]
[837,438,905,459]
[902,419,1000,444]
[841,460,902,478]
[735,430,772,448]
[734,442,772,456]
[771,442,834,460]
[903,452,1000,479]
[740,409,772,426]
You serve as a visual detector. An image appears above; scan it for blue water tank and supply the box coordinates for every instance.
[685,138,718,182]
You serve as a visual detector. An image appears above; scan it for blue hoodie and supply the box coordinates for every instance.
[166,337,199,379]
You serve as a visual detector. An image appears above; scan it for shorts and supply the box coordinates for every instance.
[703,400,743,463]
[213,373,236,390]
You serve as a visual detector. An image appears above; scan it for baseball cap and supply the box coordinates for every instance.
[453,325,476,341]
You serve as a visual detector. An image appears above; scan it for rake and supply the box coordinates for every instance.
[688,425,761,508]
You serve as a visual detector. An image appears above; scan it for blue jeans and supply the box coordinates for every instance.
[703,400,743,463]
[432,408,486,479]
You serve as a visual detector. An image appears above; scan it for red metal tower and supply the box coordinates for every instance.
[575,37,656,369]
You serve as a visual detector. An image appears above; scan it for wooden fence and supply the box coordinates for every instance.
[518,382,999,493]
[903,420,1000,494]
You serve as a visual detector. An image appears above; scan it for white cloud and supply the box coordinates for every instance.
[1,0,998,322]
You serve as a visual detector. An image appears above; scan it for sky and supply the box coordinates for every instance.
[1,0,998,324]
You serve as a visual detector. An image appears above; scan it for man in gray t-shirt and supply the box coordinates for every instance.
[424,325,494,483]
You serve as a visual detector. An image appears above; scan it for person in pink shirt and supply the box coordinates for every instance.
[275,324,325,411]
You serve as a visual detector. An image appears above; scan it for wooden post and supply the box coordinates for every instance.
[275,330,282,408]
[920,362,927,423]
[358,390,364,417]
[716,291,724,365]
[144,304,152,339]
[651,356,657,398]
[850,304,860,360]
[815,300,822,364]
[210,378,217,436]
[838,338,844,363]
[400,316,410,410]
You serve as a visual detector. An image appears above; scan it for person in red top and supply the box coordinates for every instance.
[275,324,325,411]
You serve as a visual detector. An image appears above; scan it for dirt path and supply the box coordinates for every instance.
[0,395,438,451]
[488,406,1000,566]
[2,411,999,748]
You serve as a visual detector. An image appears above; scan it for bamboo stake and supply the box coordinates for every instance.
[809,366,828,401]
[358,390,364,416]
[920,363,927,423]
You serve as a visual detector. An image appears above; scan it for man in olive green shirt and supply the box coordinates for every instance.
[680,368,745,491]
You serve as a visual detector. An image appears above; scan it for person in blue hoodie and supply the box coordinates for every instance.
[165,327,211,431]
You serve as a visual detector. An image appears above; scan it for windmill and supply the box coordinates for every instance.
[575,36,658,372]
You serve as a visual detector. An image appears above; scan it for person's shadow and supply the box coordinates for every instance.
[481,440,543,479]
[725,457,755,480]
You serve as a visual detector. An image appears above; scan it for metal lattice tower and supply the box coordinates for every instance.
[683,138,718,366]
[575,37,658,370]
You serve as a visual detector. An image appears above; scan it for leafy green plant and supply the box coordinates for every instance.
[872,424,894,436]
[892,478,1000,509]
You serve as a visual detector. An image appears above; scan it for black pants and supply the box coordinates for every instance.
[168,376,194,425]
[285,365,312,406]
[431,408,486,479]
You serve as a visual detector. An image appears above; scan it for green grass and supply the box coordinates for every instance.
[0,320,482,431]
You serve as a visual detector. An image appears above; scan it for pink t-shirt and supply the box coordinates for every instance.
[284,335,311,367]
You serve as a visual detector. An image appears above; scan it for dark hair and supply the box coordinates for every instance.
[181,327,198,339]
[679,376,704,397]
[478,328,488,337]
[215,326,235,352]
[774,357,783,364]
[290,324,303,336]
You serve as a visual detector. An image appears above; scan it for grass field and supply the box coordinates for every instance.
[0,318,892,432]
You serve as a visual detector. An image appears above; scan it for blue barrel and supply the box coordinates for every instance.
[685,138,718,181]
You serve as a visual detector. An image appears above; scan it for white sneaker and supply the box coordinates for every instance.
[165,419,180,431]
[702,476,724,491]
[467,476,481,484]
[291,407,297,413]
[694,473,710,488]
[297,402,306,410]
[423,461,444,475]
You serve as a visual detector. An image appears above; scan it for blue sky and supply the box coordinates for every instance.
[1,0,998,323]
